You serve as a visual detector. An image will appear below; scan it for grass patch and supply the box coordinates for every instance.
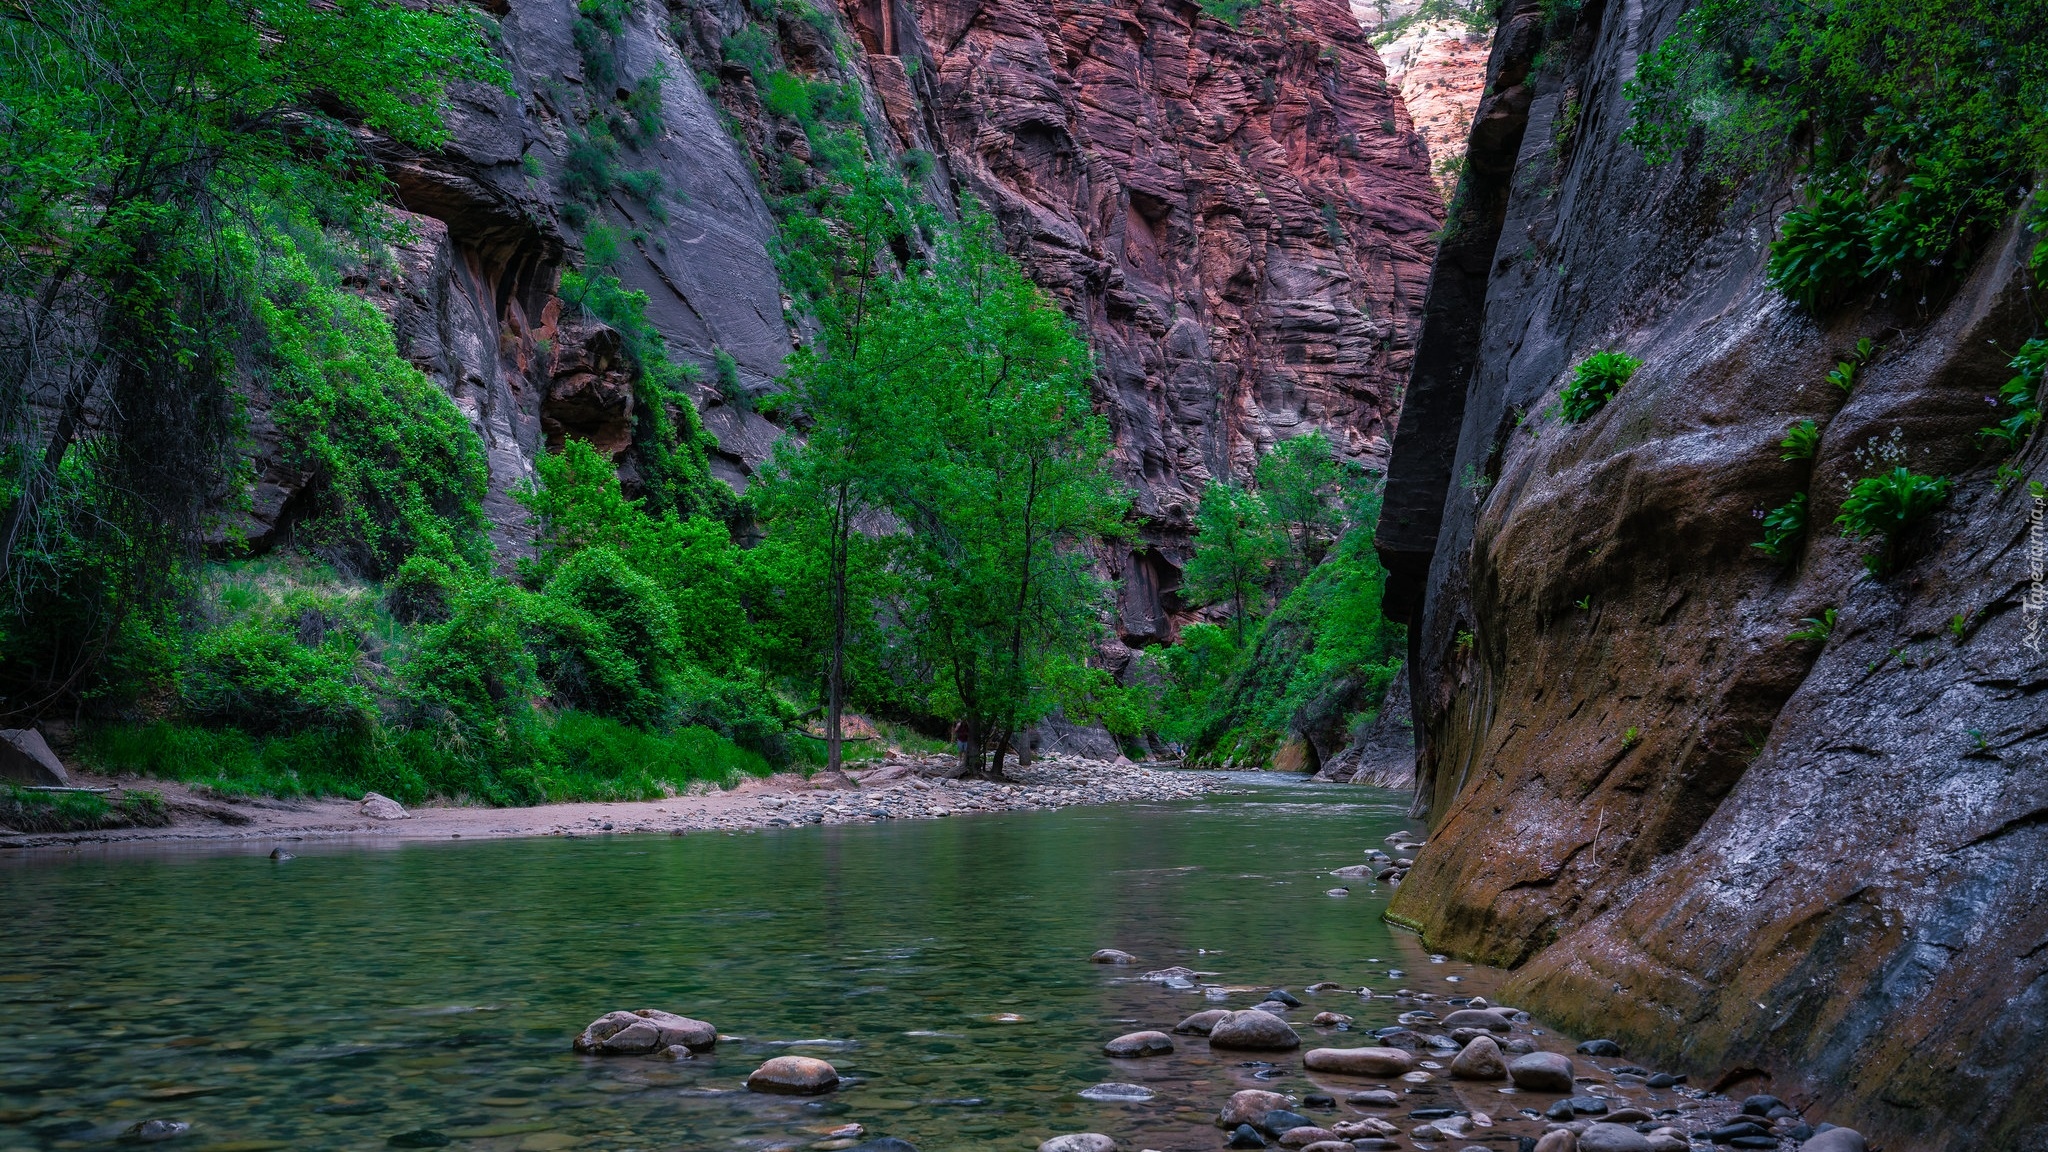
[80,712,770,807]
[0,786,170,833]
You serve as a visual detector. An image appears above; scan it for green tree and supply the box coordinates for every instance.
[883,210,1129,779]
[761,162,932,780]
[0,0,501,711]
[1181,480,1281,644]
[1254,431,1350,584]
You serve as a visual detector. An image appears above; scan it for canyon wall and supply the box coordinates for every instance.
[1377,0,2048,1146]
[235,0,1444,652]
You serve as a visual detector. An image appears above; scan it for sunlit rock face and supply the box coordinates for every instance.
[1378,0,2048,1148]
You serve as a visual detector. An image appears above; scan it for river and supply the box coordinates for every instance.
[1,776,1552,1152]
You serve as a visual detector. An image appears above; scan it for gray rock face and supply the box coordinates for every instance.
[0,729,67,786]
[1374,0,2048,1146]
[1208,1011,1302,1050]
[1506,1051,1574,1092]
[572,1009,717,1055]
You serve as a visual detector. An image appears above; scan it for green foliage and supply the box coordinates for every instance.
[1196,0,1262,26]
[1627,0,2048,309]
[1779,419,1821,460]
[1182,482,1282,643]
[1558,351,1641,423]
[180,613,377,738]
[1979,338,2046,453]
[0,786,168,833]
[0,0,501,709]
[1752,491,1807,558]
[1838,467,1953,573]
[714,348,751,409]
[1369,0,1492,46]
[1164,495,1404,766]
[1255,431,1355,574]
[256,231,491,577]
[1787,607,1836,643]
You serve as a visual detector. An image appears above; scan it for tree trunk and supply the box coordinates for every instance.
[815,483,855,789]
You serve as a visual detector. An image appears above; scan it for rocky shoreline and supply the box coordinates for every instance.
[564,939,1871,1152]
[0,754,1231,852]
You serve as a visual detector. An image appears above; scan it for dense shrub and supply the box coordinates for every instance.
[529,547,680,726]
[1837,467,1952,573]
[179,618,376,736]
[1558,351,1640,423]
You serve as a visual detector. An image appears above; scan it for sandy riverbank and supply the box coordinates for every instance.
[0,754,1234,854]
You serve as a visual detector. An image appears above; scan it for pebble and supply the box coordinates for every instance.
[1533,1130,1576,1152]
[1450,1034,1508,1079]
[1302,1046,1413,1076]
[1310,1012,1352,1027]
[1575,1039,1622,1057]
[1209,1011,1302,1050]
[1576,1122,1649,1152]
[125,1120,191,1142]
[1567,1095,1608,1115]
[1644,1073,1682,1088]
[1265,989,1303,1007]
[1037,1135,1114,1152]
[1298,1143,1356,1152]
[744,1055,839,1095]
[1102,1030,1174,1057]
[360,792,407,820]
[850,1141,918,1152]
[1090,949,1137,965]
[1508,1051,1576,1092]
[1739,1094,1785,1117]
[1277,1127,1341,1147]
[1174,1009,1232,1035]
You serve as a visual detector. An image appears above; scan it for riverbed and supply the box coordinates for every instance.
[0,777,1729,1152]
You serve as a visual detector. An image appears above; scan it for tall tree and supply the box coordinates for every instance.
[1255,431,1349,582]
[761,161,929,781]
[1181,480,1281,645]
[882,210,1128,779]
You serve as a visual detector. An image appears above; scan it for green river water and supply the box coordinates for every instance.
[0,776,1548,1152]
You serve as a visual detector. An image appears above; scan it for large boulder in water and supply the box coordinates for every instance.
[572,1009,717,1055]
[1507,1051,1575,1092]
[1209,1010,1301,1050]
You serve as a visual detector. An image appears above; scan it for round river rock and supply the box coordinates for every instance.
[572,1009,717,1055]
[1038,1135,1114,1152]
[746,1055,840,1095]
[1103,1030,1174,1057]
[1209,1011,1301,1050]
[1508,1050,1576,1092]
[1450,1034,1508,1079]
[1175,1009,1232,1035]
[1301,1046,1413,1076]
[1578,1122,1651,1152]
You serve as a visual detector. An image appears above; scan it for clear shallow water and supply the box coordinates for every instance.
[0,776,1526,1152]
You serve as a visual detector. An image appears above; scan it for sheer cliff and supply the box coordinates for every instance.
[228,0,1442,649]
[1376,0,2048,1146]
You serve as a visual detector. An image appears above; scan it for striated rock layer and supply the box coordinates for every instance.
[1377,0,2048,1147]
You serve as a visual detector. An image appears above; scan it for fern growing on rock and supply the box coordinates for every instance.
[1558,352,1641,423]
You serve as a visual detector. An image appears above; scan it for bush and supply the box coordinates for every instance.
[1779,419,1821,460]
[1837,467,1952,573]
[529,547,680,725]
[1765,185,1873,312]
[384,553,458,624]
[398,579,540,735]
[1558,351,1640,423]
[179,618,376,737]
